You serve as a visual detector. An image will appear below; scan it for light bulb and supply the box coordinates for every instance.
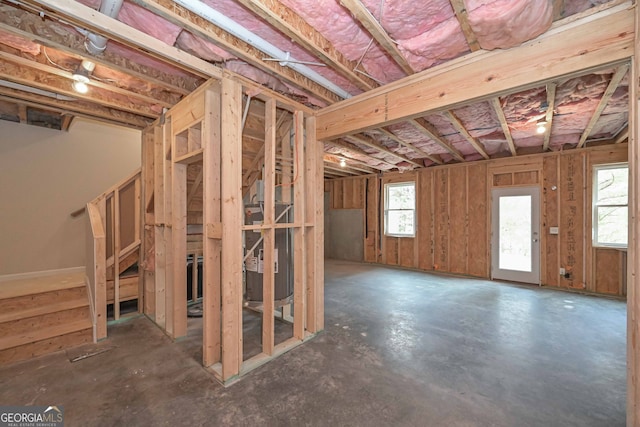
[73,80,88,94]
[340,159,346,167]
[536,124,546,134]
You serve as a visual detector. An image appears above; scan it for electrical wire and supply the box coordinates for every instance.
[42,47,72,72]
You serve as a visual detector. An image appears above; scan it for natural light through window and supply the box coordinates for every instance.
[593,164,628,247]
[384,182,415,237]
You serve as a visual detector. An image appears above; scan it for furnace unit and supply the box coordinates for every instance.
[244,203,293,306]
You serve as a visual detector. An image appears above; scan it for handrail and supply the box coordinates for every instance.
[70,206,86,218]
[90,167,142,204]
[87,203,105,239]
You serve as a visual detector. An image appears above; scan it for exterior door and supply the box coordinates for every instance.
[491,186,540,284]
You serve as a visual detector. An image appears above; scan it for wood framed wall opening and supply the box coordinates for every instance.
[142,74,324,385]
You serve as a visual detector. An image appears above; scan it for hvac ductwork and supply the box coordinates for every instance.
[84,0,124,55]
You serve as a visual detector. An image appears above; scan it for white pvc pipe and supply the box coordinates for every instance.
[85,0,124,55]
[175,0,352,100]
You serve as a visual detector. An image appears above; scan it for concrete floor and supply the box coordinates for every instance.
[0,260,626,426]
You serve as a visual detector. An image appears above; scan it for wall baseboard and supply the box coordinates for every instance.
[0,266,85,283]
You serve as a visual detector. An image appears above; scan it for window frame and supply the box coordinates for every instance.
[384,181,416,238]
[592,162,628,249]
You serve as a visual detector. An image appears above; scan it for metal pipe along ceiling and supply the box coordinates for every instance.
[174,0,352,100]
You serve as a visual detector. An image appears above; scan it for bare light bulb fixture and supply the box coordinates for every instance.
[72,59,95,94]
[339,158,346,168]
[536,119,547,134]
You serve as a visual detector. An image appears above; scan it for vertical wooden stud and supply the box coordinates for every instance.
[171,134,188,339]
[293,110,306,340]
[154,123,166,329]
[262,98,276,355]
[164,118,174,336]
[203,85,222,367]
[113,190,120,320]
[220,75,243,380]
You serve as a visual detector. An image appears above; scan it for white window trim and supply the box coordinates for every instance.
[384,181,416,238]
[592,162,628,249]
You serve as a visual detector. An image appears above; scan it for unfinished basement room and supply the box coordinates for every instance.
[0,0,638,425]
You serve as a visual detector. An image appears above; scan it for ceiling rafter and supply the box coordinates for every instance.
[323,163,358,177]
[0,58,159,119]
[577,64,629,148]
[0,46,175,109]
[0,7,198,96]
[490,97,517,156]
[377,127,442,164]
[449,0,481,51]
[129,0,341,104]
[339,0,414,75]
[346,133,422,168]
[324,154,378,174]
[235,0,377,91]
[0,89,151,128]
[443,111,489,159]
[408,118,465,162]
[327,139,398,171]
[542,82,557,151]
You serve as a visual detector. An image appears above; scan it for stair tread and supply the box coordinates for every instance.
[0,319,92,350]
[0,298,89,324]
[0,272,85,300]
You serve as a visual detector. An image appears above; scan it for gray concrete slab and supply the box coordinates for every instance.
[0,260,626,426]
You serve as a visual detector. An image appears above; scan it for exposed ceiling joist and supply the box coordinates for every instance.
[346,134,422,168]
[20,0,223,79]
[0,58,158,119]
[324,154,377,175]
[408,118,464,162]
[316,4,633,139]
[323,163,358,177]
[490,98,517,156]
[542,83,557,151]
[327,139,398,171]
[577,64,629,148]
[553,0,565,20]
[129,0,341,104]
[234,0,377,91]
[339,0,413,76]
[0,8,198,96]
[614,125,629,144]
[377,127,442,164]
[449,0,481,51]
[444,111,489,159]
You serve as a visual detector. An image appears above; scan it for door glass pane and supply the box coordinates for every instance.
[499,195,532,272]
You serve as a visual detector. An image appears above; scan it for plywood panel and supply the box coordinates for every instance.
[343,178,354,209]
[514,170,539,185]
[543,156,560,287]
[399,238,414,268]
[433,168,449,271]
[594,248,623,295]
[364,177,378,263]
[385,236,398,266]
[449,167,467,274]
[559,153,585,289]
[467,163,488,277]
[493,173,512,186]
[417,169,434,271]
[332,180,343,209]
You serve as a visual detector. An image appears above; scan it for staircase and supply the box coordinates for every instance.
[0,272,93,365]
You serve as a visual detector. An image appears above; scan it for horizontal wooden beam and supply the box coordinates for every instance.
[408,118,465,162]
[490,97,517,156]
[444,111,489,159]
[577,64,629,148]
[235,0,377,91]
[377,127,441,164]
[449,0,481,51]
[346,134,422,167]
[317,3,633,139]
[339,0,413,75]
[129,0,341,104]
[0,6,198,96]
[0,89,151,128]
[326,140,397,171]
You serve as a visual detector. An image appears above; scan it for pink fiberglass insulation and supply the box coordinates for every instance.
[201,0,361,96]
[466,0,553,50]
[324,143,395,171]
[107,42,196,78]
[176,32,236,63]
[0,30,40,56]
[399,19,470,71]
[280,0,405,84]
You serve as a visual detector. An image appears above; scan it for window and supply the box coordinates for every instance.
[593,164,628,247]
[384,182,415,237]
